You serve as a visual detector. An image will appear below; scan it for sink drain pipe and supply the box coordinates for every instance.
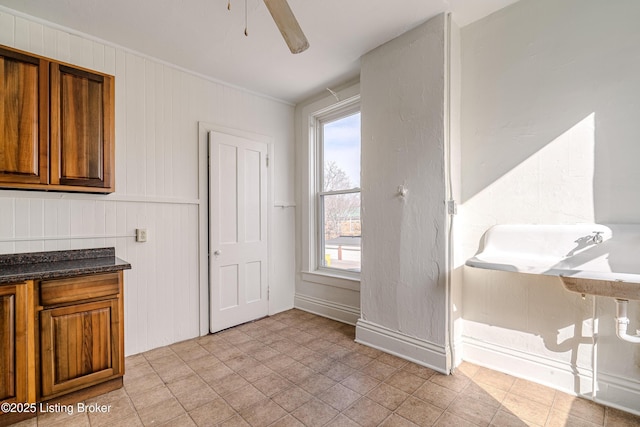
[615,299,640,344]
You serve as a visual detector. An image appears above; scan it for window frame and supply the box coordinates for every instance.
[313,99,361,278]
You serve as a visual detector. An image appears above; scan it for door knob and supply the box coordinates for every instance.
[214,250,222,256]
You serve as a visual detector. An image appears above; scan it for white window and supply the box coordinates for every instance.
[315,103,361,274]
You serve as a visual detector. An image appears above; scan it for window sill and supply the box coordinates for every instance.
[302,271,360,291]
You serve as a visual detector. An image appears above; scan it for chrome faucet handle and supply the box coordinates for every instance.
[592,231,604,244]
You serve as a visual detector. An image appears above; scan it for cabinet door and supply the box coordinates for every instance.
[50,64,114,191]
[0,47,48,185]
[40,298,123,398]
[0,284,28,404]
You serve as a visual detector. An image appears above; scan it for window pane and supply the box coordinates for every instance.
[323,113,361,191]
[320,192,361,272]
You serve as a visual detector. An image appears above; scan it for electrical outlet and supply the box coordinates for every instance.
[136,228,148,242]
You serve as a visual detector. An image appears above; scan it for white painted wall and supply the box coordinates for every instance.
[357,14,451,372]
[460,0,640,413]
[0,7,295,356]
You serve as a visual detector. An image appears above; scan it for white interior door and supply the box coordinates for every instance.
[209,130,268,333]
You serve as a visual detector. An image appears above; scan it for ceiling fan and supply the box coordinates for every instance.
[263,0,310,54]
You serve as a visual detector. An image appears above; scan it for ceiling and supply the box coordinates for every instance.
[0,0,519,104]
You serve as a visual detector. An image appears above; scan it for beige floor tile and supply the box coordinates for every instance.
[343,397,392,427]
[341,372,380,394]
[169,375,219,411]
[172,343,210,363]
[435,411,481,427]
[546,408,600,427]
[605,407,640,427]
[188,398,237,426]
[279,362,315,384]
[252,373,294,397]
[128,384,174,410]
[340,351,374,370]
[291,399,339,427]
[268,414,305,427]
[395,396,443,426]
[38,411,89,427]
[318,383,362,411]
[460,381,507,408]
[429,372,471,393]
[474,367,516,392]
[136,397,186,426]
[501,393,551,426]
[271,386,314,412]
[321,361,356,382]
[455,361,480,378]
[158,413,198,427]
[263,354,297,371]
[297,373,337,396]
[237,362,275,383]
[490,409,541,427]
[401,363,437,380]
[86,396,137,427]
[384,370,426,394]
[360,360,398,381]
[413,380,458,410]
[220,413,251,427]
[553,393,605,425]
[212,373,251,397]
[509,378,556,407]
[239,400,287,427]
[366,383,409,411]
[224,385,268,412]
[324,413,361,427]
[187,354,223,372]
[32,310,640,427]
[447,394,500,426]
[378,414,420,427]
[376,353,409,369]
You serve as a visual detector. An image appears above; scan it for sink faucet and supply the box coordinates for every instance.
[592,231,604,244]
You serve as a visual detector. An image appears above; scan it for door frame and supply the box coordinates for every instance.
[197,122,274,336]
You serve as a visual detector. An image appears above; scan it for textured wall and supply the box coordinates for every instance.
[359,13,448,366]
[0,7,295,356]
[460,0,640,412]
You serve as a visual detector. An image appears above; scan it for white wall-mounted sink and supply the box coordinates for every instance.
[560,276,640,300]
[466,223,640,300]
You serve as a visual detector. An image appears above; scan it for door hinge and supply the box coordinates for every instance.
[267,287,270,300]
[266,155,270,167]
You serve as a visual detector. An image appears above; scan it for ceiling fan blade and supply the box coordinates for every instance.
[263,0,309,54]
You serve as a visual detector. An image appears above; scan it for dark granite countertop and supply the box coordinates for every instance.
[0,247,131,284]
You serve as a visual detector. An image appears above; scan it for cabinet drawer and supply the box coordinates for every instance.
[40,273,120,306]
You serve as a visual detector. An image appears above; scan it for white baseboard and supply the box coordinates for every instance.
[356,319,448,374]
[462,335,594,395]
[596,372,640,416]
[294,293,360,325]
[462,335,640,416]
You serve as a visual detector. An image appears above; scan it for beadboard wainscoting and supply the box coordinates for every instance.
[0,7,296,356]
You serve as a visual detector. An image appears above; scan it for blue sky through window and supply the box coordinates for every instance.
[323,112,361,188]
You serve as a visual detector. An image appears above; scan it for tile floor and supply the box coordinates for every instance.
[12,309,640,427]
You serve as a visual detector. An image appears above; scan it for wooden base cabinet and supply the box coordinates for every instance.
[0,283,30,405]
[0,270,125,426]
[37,272,124,400]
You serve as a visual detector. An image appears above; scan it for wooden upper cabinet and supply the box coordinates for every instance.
[0,47,48,185]
[0,45,114,193]
[50,64,114,191]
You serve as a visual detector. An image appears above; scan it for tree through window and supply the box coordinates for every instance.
[318,109,361,273]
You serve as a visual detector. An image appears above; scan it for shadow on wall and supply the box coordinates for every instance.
[461,0,640,224]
